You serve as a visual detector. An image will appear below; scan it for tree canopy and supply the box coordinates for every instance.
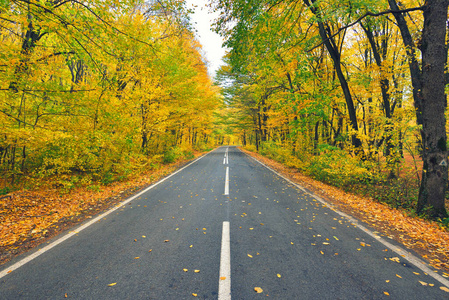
[212,0,449,219]
[0,0,221,188]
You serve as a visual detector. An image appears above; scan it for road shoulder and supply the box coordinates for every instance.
[239,147,449,274]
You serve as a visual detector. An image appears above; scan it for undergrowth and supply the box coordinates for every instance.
[251,141,449,227]
[1,146,201,194]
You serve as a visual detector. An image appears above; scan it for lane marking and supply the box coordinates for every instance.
[224,166,229,195]
[223,148,229,165]
[245,151,449,288]
[218,221,231,300]
[0,151,213,279]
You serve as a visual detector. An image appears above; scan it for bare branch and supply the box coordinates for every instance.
[306,6,425,52]
[36,51,75,62]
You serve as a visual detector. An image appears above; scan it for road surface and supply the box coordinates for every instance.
[1,146,448,299]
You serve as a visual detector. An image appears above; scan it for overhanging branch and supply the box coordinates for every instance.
[306,5,425,52]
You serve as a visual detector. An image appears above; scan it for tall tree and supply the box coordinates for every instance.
[303,0,364,155]
[213,0,449,218]
[387,0,448,218]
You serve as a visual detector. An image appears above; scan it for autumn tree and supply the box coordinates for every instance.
[212,0,448,218]
[0,0,220,187]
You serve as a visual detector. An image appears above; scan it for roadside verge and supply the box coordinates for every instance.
[239,147,449,274]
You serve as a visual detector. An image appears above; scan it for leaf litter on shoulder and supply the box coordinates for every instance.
[241,148,449,272]
[0,155,203,266]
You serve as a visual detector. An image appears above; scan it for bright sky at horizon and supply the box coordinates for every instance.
[185,0,227,78]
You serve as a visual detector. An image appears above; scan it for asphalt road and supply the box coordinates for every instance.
[1,146,448,299]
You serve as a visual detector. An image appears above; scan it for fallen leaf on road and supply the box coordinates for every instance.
[248,254,253,258]
[164,240,169,242]
[384,291,389,296]
[396,274,402,278]
[418,281,427,286]
[149,249,152,252]
[134,257,140,259]
[220,277,226,280]
[440,286,449,292]
[254,287,263,293]
[277,274,281,278]
[183,269,188,272]
[192,293,198,297]
[108,283,117,287]
[194,270,200,273]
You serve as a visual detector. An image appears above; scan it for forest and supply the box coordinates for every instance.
[0,0,448,226]
[0,0,221,190]
[212,0,449,220]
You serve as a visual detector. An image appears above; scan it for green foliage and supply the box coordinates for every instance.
[441,217,449,228]
[163,147,182,164]
[259,141,291,164]
[354,177,419,211]
[305,146,375,187]
[183,150,195,160]
[0,186,11,195]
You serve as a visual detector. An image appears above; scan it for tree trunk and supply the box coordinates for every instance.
[389,0,448,218]
[314,121,319,153]
[9,16,43,92]
[361,22,397,176]
[305,0,364,155]
[416,1,448,218]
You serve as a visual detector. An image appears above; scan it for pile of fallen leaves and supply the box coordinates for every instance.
[0,155,201,265]
[241,148,449,272]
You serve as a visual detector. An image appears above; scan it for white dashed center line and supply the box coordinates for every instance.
[224,166,229,195]
[218,221,231,300]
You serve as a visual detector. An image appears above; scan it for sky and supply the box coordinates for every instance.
[185,0,227,78]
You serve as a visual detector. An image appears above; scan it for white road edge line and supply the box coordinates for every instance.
[0,152,211,279]
[218,221,231,300]
[224,166,229,195]
[246,152,449,289]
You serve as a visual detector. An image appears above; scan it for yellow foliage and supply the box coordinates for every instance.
[0,0,221,187]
